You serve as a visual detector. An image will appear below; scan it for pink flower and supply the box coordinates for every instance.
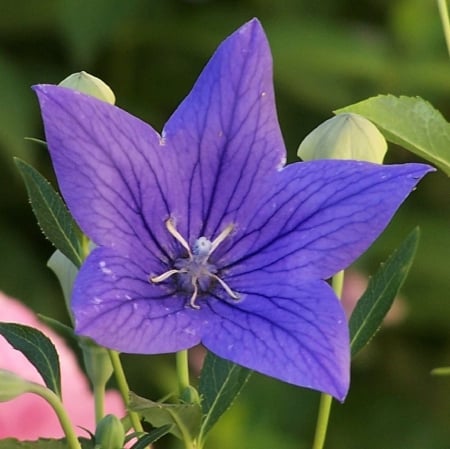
[0,292,125,440]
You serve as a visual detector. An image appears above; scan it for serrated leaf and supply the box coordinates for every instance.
[129,392,201,441]
[0,323,61,397]
[350,228,420,356]
[14,158,82,267]
[0,438,94,449]
[198,352,251,441]
[129,425,172,449]
[336,95,450,175]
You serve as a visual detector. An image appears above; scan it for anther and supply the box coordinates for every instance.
[209,223,234,255]
[210,274,240,300]
[165,218,192,255]
[150,268,184,284]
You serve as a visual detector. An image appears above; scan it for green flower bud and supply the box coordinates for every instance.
[58,71,116,105]
[48,249,113,389]
[0,370,31,401]
[298,113,387,163]
[79,337,114,390]
[94,414,125,449]
[180,385,200,405]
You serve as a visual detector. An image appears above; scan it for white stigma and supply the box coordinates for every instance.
[150,219,239,309]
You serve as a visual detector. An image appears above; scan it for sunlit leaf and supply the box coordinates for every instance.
[337,95,450,175]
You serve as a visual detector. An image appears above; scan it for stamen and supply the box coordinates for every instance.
[210,274,240,300]
[150,268,184,284]
[209,223,234,255]
[151,219,238,309]
[189,282,200,309]
[166,218,192,255]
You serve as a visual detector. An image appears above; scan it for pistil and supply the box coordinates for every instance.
[150,219,239,308]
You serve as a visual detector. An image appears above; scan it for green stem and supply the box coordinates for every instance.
[93,382,105,424]
[29,383,82,449]
[167,409,196,449]
[176,350,190,395]
[311,394,333,449]
[311,270,345,449]
[109,350,144,434]
[438,0,450,57]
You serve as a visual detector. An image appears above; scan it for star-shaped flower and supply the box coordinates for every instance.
[34,19,431,401]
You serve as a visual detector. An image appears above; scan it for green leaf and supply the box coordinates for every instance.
[350,228,420,356]
[14,158,82,267]
[37,314,77,343]
[198,352,251,441]
[0,323,61,398]
[129,392,201,441]
[24,136,48,148]
[336,95,450,175]
[431,367,450,376]
[129,425,172,449]
[0,438,94,449]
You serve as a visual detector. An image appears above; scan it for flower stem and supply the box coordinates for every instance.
[311,393,333,449]
[437,0,450,57]
[311,270,345,449]
[108,350,144,434]
[176,350,190,395]
[28,383,82,449]
[93,383,105,424]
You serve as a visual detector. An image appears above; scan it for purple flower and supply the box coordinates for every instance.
[34,19,431,401]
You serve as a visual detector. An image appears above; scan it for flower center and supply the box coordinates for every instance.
[150,219,239,309]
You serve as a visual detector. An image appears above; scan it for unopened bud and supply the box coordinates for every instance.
[95,414,125,449]
[59,71,116,104]
[180,385,200,405]
[79,337,113,390]
[0,370,31,401]
[298,113,387,163]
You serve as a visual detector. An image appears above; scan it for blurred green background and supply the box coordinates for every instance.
[1,0,449,448]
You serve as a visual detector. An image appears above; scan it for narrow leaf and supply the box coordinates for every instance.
[129,392,201,441]
[14,158,82,267]
[0,323,61,397]
[24,136,48,148]
[129,425,172,449]
[350,228,420,356]
[336,95,450,175]
[198,352,251,440]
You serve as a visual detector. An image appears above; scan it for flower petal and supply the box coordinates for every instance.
[202,276,349,400]
[72,247,211,352]
[33,85,179,263]
[161,18,286,240]
[225,161,433,280]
